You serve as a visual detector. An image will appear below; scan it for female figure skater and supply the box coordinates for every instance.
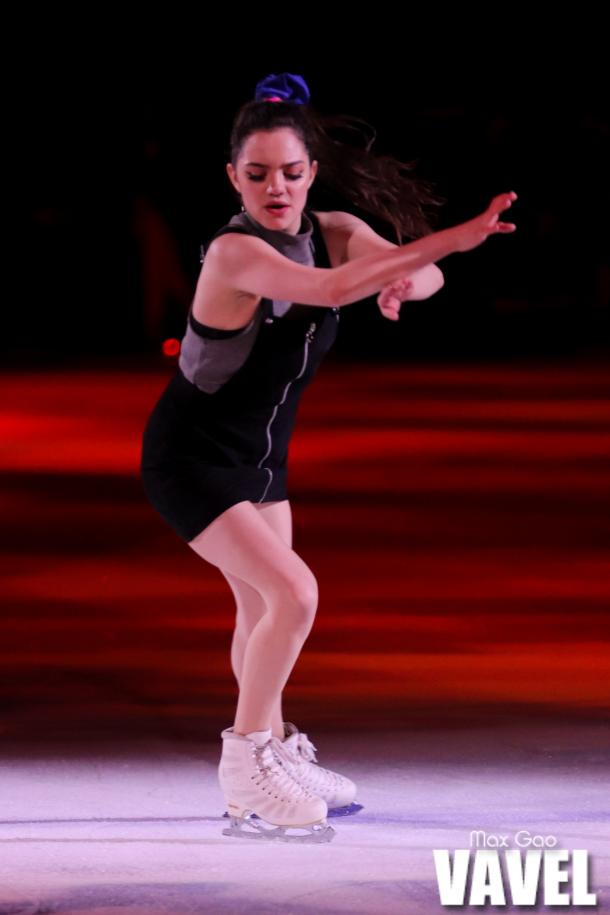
[140,72,517,843]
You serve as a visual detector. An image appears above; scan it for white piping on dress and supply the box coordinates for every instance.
[257,322,316,502]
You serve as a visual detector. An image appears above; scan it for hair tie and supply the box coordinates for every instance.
[254,73,310,105]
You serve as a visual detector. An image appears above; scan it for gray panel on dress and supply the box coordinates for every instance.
[178,309,263,395]
[179,210,316,394]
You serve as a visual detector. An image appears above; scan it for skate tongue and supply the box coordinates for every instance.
[246,728,272,746]
[255,741,279,771]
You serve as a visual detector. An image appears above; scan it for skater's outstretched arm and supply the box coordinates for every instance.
[332,191,518,307]
[326,210,445,301]
[207,192,517,310]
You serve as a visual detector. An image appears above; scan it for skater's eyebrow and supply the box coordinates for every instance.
[245,160,305,167]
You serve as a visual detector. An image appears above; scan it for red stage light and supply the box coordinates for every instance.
[162,338,180,357]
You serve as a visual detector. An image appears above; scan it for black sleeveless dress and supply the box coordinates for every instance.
[139,208,339,542]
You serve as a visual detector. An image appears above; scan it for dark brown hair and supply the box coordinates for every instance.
[228,99,446,242]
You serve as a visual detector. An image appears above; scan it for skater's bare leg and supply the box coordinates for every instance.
[188,500,318,735]
[223,572,284,737]
[221,501,293,738]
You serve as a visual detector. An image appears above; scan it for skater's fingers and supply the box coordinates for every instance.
[486,191,518,218]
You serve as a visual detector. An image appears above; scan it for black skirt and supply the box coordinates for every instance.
[140,299,339,542]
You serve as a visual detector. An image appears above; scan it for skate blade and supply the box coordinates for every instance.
[222,813,335,843]
[328,801,364,817]
[223,801,363,819]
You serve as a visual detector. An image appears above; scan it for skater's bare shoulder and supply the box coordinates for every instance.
[311,210,397,264]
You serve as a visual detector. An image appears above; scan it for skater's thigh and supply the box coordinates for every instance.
[220,500,292,607]
[252,499,293,549]
[188,500,316,605]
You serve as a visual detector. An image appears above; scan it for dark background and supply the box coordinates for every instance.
[13,15,609,366]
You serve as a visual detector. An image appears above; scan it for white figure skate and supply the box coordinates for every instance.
[218,727,335,843]
[269,722,361,815]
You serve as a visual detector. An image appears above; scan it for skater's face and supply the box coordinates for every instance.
[226,128,318,235]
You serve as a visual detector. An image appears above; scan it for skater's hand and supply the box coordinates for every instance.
[377,276,414,321]
[453,191,518,253]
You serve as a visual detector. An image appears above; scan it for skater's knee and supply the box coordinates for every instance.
[272,571,318,632]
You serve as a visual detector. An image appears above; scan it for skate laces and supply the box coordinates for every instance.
[252,740,313,800]
[271,731,350,796]
[295,732,318,762]
[270,730,319,767]
[253,741,279,774]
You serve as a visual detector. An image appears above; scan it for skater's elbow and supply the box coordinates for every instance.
[407,264,445,299]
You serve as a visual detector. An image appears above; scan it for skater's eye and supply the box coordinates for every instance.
[246,174,303,182]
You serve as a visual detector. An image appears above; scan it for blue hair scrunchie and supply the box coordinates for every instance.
[254,72,310,105]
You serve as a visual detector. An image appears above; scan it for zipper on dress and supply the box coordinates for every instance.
[257,322,317,501]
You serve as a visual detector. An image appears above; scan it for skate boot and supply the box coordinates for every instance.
[269,721,363,816]
[218,727,335,843]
